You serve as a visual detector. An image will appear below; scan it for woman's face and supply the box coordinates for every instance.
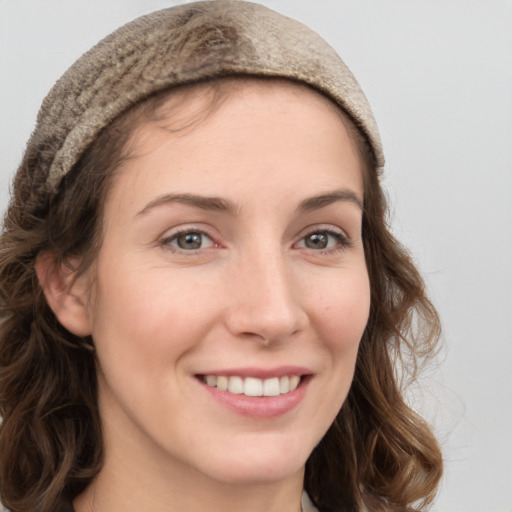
[82,81,370,487]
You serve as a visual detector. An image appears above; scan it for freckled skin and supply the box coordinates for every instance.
[75,82,370,512]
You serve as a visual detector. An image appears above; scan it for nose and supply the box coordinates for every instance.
[223,249,308,345]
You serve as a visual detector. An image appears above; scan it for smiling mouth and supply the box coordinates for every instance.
[198,375,302,397]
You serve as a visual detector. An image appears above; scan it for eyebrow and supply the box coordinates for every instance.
[137,193,238,216]
[297,189,363,212]
[136,188,363,217]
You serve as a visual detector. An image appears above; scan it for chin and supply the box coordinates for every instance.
[195,440,309,485]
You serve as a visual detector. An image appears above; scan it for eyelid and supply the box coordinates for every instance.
[293,224,353,251]
[159,225,221,254]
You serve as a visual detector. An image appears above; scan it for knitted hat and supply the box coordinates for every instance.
[29,0,384,190]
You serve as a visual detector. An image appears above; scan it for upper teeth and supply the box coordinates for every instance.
[203,375,301,397]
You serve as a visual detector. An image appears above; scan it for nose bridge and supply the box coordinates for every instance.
[225,243,306,343]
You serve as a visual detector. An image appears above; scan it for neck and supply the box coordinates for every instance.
[74,464,304,512]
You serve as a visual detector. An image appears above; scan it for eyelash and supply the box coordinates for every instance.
[160,228,218,254]
[294,227,352,254]
[159,226,352,255]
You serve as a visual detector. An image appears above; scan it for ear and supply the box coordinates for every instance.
[35,252,92,337]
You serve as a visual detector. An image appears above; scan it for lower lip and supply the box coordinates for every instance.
[197,377,310,418]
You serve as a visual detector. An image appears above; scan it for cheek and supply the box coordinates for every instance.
[312,269,371,352]
[88,265,221,424]
[90,262,220,365]
[301,269,370,441]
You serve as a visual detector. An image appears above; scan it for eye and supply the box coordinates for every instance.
[162,230,216,252]
[296,229,350,252]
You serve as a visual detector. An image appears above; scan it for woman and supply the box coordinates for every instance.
[0,2,442,511]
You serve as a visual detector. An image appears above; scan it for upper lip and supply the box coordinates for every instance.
[196,366,312,379]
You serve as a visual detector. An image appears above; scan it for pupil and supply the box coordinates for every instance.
[177,232,202,250]
[306,232,328,249]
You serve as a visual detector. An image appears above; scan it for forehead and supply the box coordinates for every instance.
[104,79,365,217]
[127,78,358,145]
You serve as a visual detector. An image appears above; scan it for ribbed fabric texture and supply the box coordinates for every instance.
[22,0,383,192]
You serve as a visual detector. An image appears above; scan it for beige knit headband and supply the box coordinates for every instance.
[30,0,384,190]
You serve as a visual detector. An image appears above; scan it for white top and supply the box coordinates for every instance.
[302,491,319,512]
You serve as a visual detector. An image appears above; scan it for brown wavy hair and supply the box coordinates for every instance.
[0,77,442,512]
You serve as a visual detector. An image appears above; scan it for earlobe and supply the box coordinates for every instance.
[35,252,92,337]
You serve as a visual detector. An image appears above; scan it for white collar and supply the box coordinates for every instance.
[301,491,319,512]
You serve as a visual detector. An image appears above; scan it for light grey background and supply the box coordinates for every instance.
[1,1,511,511]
